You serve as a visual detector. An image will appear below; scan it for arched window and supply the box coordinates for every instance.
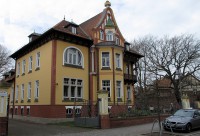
[106,31,113,41]
[63,47,83,67]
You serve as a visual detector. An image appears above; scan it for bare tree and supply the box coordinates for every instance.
[132,34,200,106]
[0,44,12,78]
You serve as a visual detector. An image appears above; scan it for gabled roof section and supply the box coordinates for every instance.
[80,11,105,38]
[80,7,125,41]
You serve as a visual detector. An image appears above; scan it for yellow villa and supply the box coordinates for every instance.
[9,1,143,118]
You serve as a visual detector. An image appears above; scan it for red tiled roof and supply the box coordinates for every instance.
[53,20,91,40]
[80,9,106,38]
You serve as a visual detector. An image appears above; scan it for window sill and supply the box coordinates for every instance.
[101,67,111,70]
[27,99,31,102]
[28,70,32,74]
[21,73,25,76]
[34,98,39,102]
[21,100,24,103]
[63,64,83,69]
[116,68,122,71]
[35,67,40,71]
[16,75,19,78]
[62,98,83,102]
[15,100,18,103]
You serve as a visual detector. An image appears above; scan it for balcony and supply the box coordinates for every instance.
[124,74,137,84]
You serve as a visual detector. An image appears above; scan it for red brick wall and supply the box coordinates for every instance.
[110,115,169,128]
[0,117,8,136]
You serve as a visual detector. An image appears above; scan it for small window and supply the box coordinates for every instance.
[102,80,111,97]
[100,30,104,40]
[21,108,24,116]
[116,81,122,98]
[22,60,26,74]
[116,37,119,45]
[35,80,39,99]
[36,52,40,68]
[29,56,33,72]
[72,27,76,34]
[75,108,81,114]
[66,108,72,114]
[116,54,121,68]
[106,31,113,41]
[21,84,24,100]
[27,82,31,100]
[27,108,30,116]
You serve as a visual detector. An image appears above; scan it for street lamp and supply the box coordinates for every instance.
[175,69,182,108]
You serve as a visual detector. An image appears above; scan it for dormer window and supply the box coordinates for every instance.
[100,30,104,40]
[72,27,76,34]
[106,31,113,41]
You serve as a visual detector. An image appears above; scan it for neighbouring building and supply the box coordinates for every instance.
[136,74,200,113]
[9,1,143,118]
[0,69,15,106]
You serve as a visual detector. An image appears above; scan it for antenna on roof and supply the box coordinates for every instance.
[64,15,65,20]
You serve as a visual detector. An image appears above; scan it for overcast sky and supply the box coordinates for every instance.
[1,0,200,54]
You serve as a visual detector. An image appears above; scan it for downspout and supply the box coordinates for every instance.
[112,47,115,105]
[12,58,17,119]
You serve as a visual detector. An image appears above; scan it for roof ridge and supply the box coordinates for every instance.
[79,26,92,40]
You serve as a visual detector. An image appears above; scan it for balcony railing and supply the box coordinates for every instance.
[124,74,137,84]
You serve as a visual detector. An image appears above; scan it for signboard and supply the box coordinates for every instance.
[0,91,8,117]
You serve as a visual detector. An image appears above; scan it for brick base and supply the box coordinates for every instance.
[0,117,8,136]
[11,105,67,118]
[100,115,110,129]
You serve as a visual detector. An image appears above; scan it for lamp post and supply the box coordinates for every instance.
[175,69,182,108]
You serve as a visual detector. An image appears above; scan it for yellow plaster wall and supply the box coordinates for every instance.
[55,40,89,105]
[15,41,52,105]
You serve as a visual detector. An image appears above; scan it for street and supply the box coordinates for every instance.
[8,119,200,136]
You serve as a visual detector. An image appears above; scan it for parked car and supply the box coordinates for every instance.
[163,109,200,132]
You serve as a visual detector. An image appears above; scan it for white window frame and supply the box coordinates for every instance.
[72,27,76,34]
[102,52,110,67]
[102,80,111,98]
[22,60,26,74]
[63,47,84,67]
[116,81,122,98]
[36,52,40,68]
[29,56,33,71]
[15,85,19,100]
[100,30,104,40]
[116,54,121,68]
[17,62,20,76]
[35,80,39,99]
[21,84,24,100]
[127,86,131,100]
[116,37,119,45]
[66,108,72,114]
[106,31,113,41]
[63,78,83,99]
[27,82,31,100]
